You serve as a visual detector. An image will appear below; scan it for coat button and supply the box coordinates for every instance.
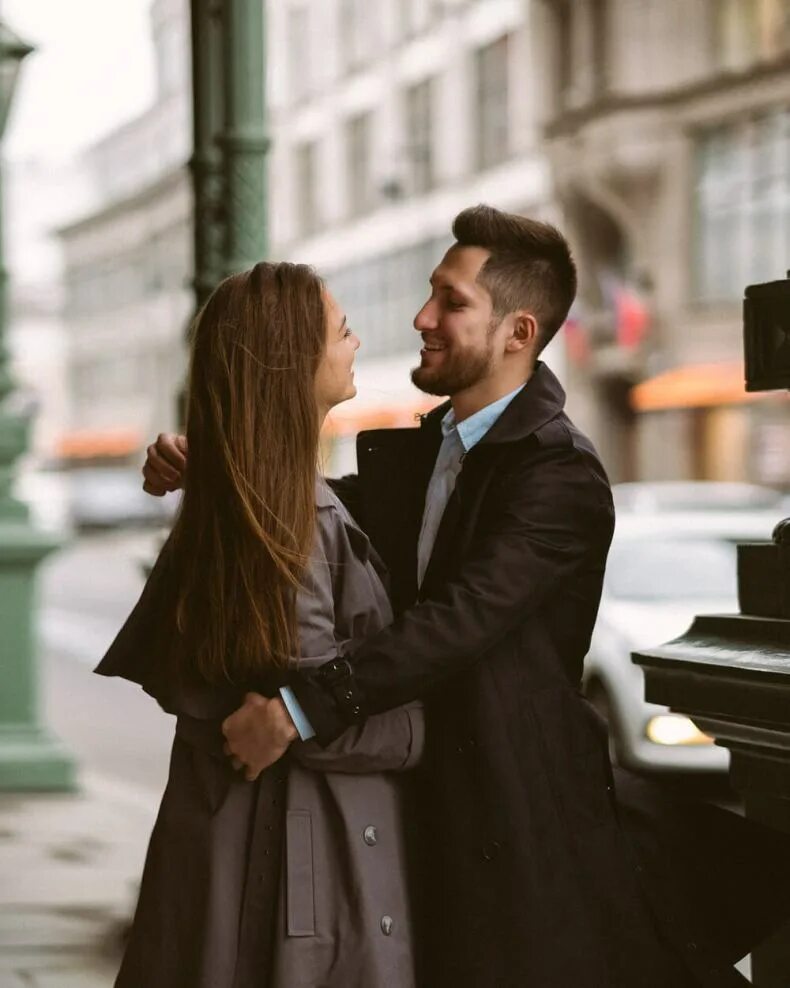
[380,915,393,935]
[481,841,501,861]
[363,825,378,846]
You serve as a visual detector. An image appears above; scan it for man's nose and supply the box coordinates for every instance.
[414,301,436,332]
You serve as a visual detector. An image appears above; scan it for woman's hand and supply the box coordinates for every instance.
[222,693,298,781]
[142,433,187,495]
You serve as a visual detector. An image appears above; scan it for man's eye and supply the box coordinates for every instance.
[447,300,465,310]
[344,326,353,338]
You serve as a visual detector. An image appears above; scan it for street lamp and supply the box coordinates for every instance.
[0,24,33,138]
[0,23,33,408]
[0,21,74,791]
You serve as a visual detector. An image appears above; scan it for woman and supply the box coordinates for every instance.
[97,262,425,988]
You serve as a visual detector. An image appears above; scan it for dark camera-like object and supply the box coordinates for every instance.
[744,273,790,392]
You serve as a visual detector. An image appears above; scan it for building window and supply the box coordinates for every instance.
[339,0,357,70]
[551,0,608,113]
[155,18,186,98]
[346,112,374,217]
[475,34,511,170]
[590,0,609,96]
[295,141,319,236]
[325,235,450,359]
[401,0,436,37]
[714,0,790,71]
[339,0,376,72]
[405,78,434,195]
[287,3,310,101]
[694,107,790,302]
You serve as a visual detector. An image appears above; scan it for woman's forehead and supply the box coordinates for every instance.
[323,288,341,316]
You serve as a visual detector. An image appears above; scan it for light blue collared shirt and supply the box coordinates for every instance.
[282,384,526,739]
[280,685,315,739]
[416,384,525,587]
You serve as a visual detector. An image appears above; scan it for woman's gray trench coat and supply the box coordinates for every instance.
[97,480,425,988]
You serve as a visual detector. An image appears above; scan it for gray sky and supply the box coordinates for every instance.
[5,0,155,162]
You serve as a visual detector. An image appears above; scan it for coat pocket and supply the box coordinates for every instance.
[526,687,614,833]
[285,810,315,936]
[173,718,233,816]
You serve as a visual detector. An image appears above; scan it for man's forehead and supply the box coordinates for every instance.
[430,245,491,293]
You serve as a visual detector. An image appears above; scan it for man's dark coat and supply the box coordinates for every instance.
[294,362,790,988]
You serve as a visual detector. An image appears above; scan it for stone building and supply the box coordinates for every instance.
[533,0,790,483]
[57,0,566,475]
[56,0,192,465]
[267,0,564,469]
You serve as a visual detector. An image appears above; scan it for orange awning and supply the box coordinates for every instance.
[322,398,442,438]
[630,361,776,412]
[56,428,142,459]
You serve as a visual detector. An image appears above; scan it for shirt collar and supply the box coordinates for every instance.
[440,384,526,452]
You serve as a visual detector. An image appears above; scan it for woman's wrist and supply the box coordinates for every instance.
[271,696,299,744]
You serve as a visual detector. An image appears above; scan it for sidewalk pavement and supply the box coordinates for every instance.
[0,772,158,988]
[0,764,756,986]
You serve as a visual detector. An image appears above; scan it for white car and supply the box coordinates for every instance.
[583,482,787,775]
[69,466,178,530]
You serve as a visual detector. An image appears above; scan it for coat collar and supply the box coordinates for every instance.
[315,476,337,509]
[420,361,566,447]
[316,475,389,583]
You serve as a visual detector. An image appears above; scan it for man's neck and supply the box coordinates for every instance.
[450,368,534,424]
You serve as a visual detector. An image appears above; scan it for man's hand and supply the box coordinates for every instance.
[222,693,298,782]
[142,433,187,496]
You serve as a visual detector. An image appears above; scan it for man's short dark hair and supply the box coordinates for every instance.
[451,204,577,352]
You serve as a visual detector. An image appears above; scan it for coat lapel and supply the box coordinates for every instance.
[418,363,568,596]
[356,421,441,613]
[358,364,566,605]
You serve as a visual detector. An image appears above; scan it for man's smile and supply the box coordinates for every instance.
[420,335,447,357]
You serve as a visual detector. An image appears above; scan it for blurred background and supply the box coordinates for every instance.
[0,0,788,983]
[8,0,790,497]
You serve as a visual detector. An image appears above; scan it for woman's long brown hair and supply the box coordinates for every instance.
[168,261,326,684]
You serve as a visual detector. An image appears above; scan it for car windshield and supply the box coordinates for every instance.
[606,539,739,601]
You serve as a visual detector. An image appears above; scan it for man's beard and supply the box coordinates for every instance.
[411,341,494,397]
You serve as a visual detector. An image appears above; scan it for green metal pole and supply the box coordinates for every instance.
[219,0,268,275]
[189,0,226,309]
[181,2,267,425]
[0,25,74,791]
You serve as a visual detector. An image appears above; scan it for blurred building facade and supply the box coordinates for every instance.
[52,0,790,485]
[534,0,790,484]
[266,0,564,470]
[7,157,78,461]
[56,0,564,475]
[6,157,89,531]
[56,0,192,467]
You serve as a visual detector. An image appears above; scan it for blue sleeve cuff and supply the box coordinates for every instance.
[279,686,316,741]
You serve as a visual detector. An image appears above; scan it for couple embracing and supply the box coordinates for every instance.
[99,206,789,987]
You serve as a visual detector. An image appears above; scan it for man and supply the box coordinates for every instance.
[142,207,779,986]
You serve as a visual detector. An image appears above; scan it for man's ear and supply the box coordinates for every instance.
[505,311,539,353]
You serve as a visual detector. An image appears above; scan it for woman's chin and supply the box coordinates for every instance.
[329,386,357,409]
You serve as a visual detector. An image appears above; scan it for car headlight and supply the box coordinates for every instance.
[645,714,713,746]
